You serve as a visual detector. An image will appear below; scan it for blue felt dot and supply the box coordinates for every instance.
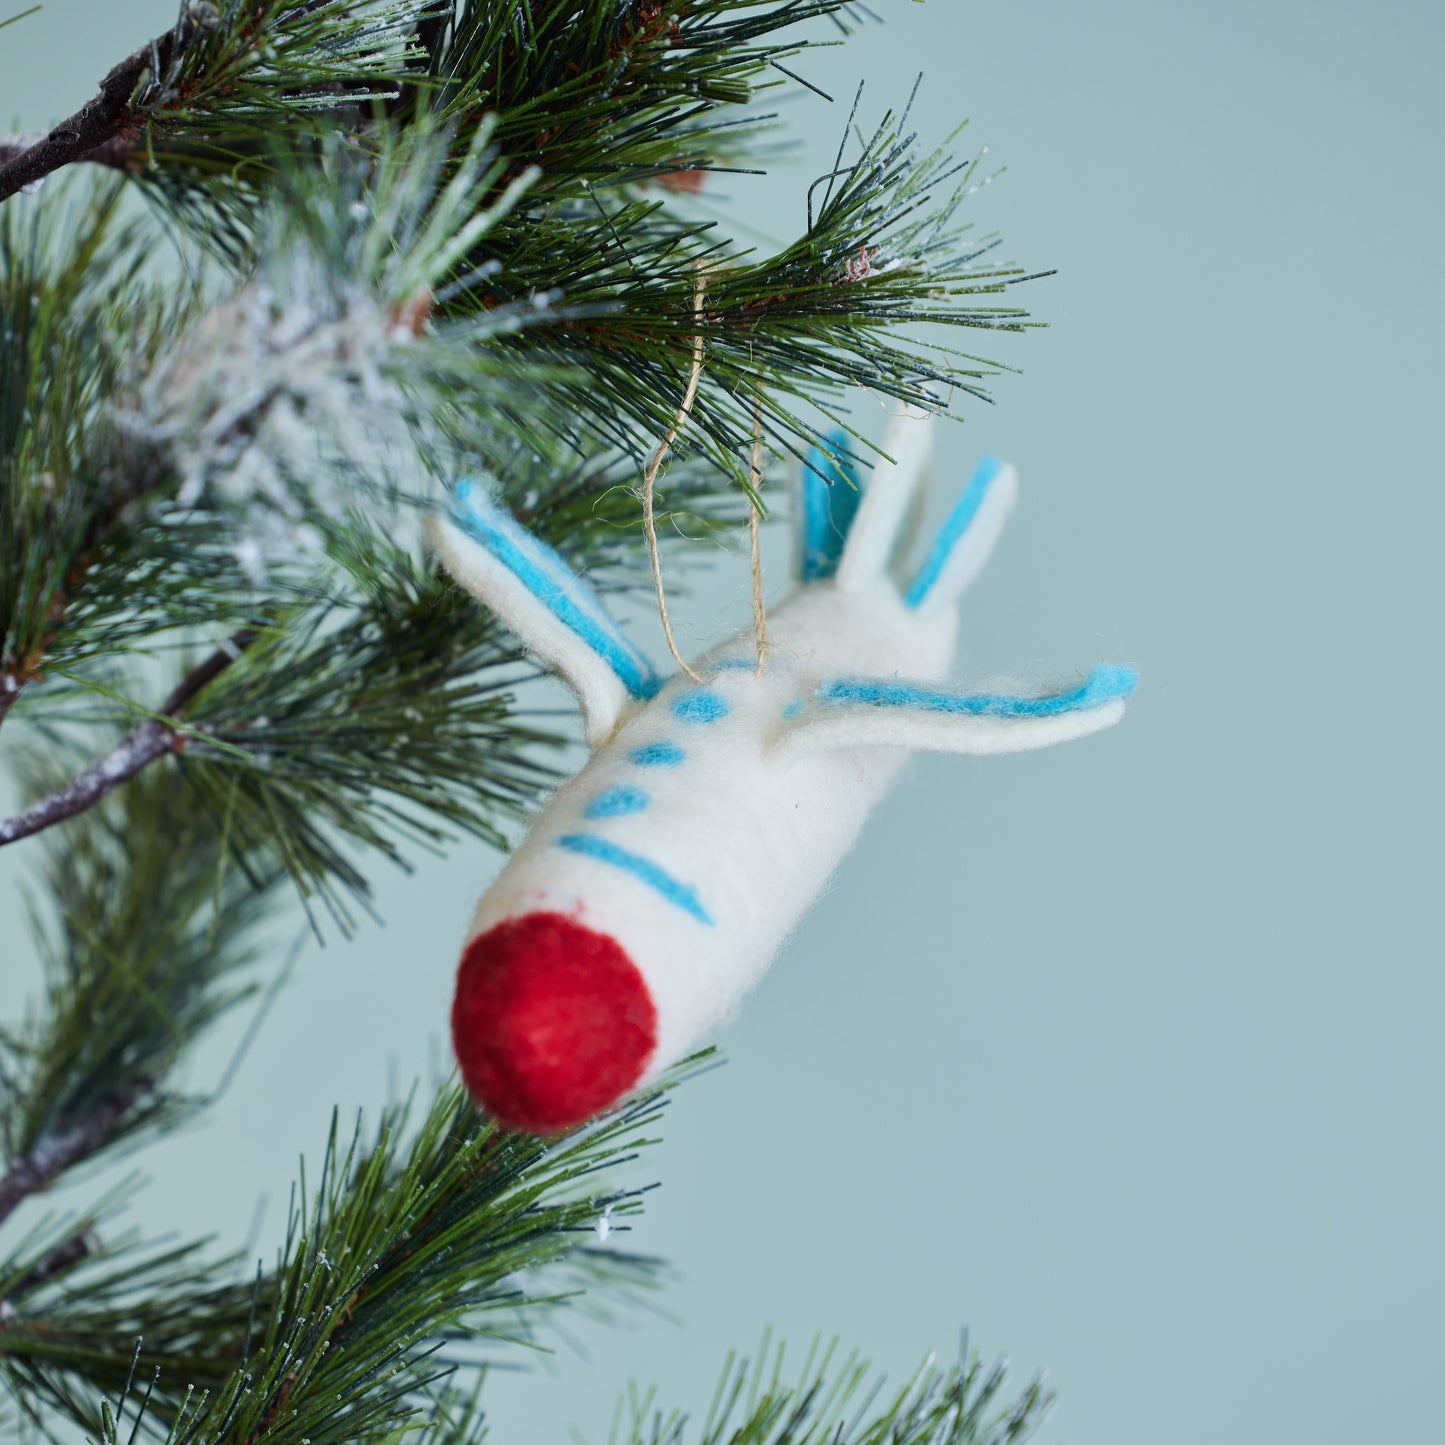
[629,742,686,767]
[782,697,806,721]
[671,689,731,723]
[585,786,651,819]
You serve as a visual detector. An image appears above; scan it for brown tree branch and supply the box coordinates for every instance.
[0,722,175,845]
[0,630,256,849]
[0,1091,138,1229]
[2,1229,93,1304]
[0,132,133,180]
[0,33,174,204]
[0,673,21,732]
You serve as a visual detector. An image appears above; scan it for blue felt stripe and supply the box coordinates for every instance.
[556,833,714,925]
[584,786,651,819]
[801,431,864,583]
[629,742,686,767]
[451,481,661,699]
[904,454,1005,609]
[671,689,730,723]
[815,665,1139,717]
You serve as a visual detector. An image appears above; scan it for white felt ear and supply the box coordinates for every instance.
[834,404,933,593]
[426,511,636,747]
[775,696,1128,757]
[903,458,1018,611]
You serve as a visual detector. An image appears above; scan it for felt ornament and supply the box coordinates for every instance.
[426,407,1137,1134]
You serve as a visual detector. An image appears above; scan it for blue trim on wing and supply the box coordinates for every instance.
[904,454,1005,609]
[451,481,662,699]
[801,431,864,582]
[556,833,714,925]
[815,665,1139,717]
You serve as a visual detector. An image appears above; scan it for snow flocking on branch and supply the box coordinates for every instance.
[145,266,425,581]
[124,121,541,582]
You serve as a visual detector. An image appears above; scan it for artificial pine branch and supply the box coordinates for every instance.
[0,35,170,204]
[400,1,1039,476]
[0,768,278,1193]
[0,132,131,185]
[0,0,434,204]
[0,182,189,727]
[0,1095,133,1230]
[0,630,255,847]
[609,1338,1051,1445]
[1,1079,677,1442]
[0,3,1056,1438]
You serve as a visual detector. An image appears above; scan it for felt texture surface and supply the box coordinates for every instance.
[424,483,657,744]
[905,455,1018,610]
[776,666,1138,756]
[778,695,1130,758]
[835,404,934,592]
[557,832,715,925]
[432,411,1135,1131]
[671,688,732,723]
[451,911,658,1134]
[798,430,864,582]
[629,742,686,767]
[584,786,652,819]
[815,665,1140,716]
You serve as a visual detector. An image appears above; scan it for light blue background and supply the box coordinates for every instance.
[3,3,1443,1442]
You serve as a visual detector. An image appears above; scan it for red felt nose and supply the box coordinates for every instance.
[451,911,658,1135]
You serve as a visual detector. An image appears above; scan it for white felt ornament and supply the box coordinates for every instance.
[427,408,1136,1134]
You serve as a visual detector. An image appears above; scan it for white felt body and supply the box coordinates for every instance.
[464,580,958,1085]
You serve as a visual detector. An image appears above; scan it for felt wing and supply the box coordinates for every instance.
[796,430,865,583]
[776,665,1138,757]
[823,405,1018,608]
[426,482,661,746]
[834,403,935,592]
[902,453,1018,611]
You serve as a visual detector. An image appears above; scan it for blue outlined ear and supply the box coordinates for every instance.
[797,430,864,582]
[426,482,661,747]
[835,403,934,593]
[904,454,1018,611]
[774,665,1138,757]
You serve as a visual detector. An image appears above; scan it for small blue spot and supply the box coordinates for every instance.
[630,741,686,767]
[782,697,806,721]
[709,658,754,671]
[585,786,651,819]
[672,689,731,724]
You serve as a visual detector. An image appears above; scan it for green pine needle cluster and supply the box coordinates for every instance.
[3,1081,678,1441]
[134,0,432,132]
[0,2,1055,1440]
[611,1336,1050,1445]
[2,768,275,1173]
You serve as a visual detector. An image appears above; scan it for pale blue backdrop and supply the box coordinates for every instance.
[3,3,1442,1443]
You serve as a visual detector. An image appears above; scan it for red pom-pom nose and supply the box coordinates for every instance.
[451,912,658,1134]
